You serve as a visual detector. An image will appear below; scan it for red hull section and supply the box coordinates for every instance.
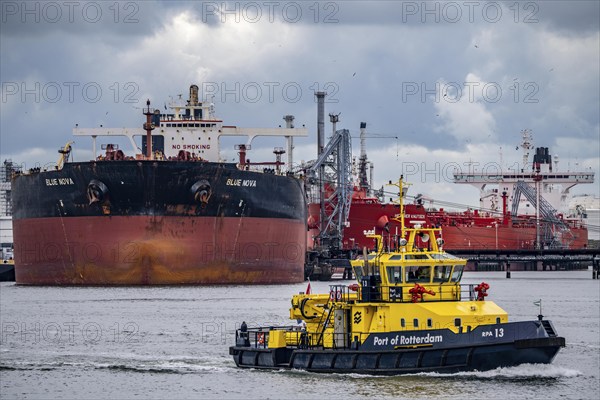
[13,216,305,285]
[434,226,588,250]
[308,201,588,251]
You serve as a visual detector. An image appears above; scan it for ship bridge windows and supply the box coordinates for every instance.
[405,254,429,260]
[430,253,460,260]
[164,122,217,128]
[433,265,452,282]
[451,265,464,282]
[406,266,431,283]
[386,266,403,284]
[353,266,364,282]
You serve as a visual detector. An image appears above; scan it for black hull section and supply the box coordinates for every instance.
[11,161,305,221]
[230,336,565,375]
[0,263,15,282]
[11,160,307,285]
[230,320,565,375]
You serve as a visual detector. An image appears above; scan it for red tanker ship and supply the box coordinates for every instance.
[308,129,592,257]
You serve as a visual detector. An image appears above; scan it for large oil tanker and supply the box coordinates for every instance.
[12,85,308,285]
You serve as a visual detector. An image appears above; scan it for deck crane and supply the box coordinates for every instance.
[304,128,354,280]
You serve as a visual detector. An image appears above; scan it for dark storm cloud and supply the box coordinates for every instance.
[0,1,169,37]
[0,1,598,201]
[532,0,600,34]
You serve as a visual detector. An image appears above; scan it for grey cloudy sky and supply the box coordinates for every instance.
[1,1,598,208]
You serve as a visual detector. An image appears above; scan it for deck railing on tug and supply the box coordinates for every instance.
[235,282,492,351]
[328,283,488,304]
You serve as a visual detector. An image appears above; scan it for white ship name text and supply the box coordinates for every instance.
[372,333,443,347]
[226,179,256,187]
[45,178,74,186]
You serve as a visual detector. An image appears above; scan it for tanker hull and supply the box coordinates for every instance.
[12,161,306,285]
[310,202,589,252]
[13,216,304,285]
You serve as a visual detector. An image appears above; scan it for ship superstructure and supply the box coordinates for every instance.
[453,130,594,219]
[0,160,18,261]
[73,85,306,167]
[11,84,309,285]
[308,127,593,256]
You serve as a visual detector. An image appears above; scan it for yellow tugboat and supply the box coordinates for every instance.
[230,177,565,374]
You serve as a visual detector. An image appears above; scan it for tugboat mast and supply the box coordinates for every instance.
[388,176,411,239]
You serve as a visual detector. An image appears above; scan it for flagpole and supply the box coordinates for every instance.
[534,299,543,320]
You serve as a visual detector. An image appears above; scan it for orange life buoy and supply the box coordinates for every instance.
[257,332,265,345]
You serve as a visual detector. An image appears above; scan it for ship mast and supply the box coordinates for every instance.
[521,129,533,172]
[143,99,155,159]
[388,176,410,239]
[358,122,369,194]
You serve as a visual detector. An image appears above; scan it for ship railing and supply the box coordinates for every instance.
[356,283,487,303]
[235,326,352,350]
[235,326,294,349]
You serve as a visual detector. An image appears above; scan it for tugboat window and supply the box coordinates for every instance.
[413,319,419,328]
[427,318,433,328]
[353,266,364,281]
[416,266,431,282]
[451,265,464,282]
[386,266,403,283]
[405,266,419,282]
[401,318,405,328]
[434,265,452,282]
[454,318,461,327]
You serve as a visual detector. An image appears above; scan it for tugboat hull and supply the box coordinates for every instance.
[231,340,564,374]
[229,321,565,375]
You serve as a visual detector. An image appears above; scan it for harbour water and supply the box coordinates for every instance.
[1,271,598,399]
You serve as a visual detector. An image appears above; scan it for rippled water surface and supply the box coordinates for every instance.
[1,271,598,399]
